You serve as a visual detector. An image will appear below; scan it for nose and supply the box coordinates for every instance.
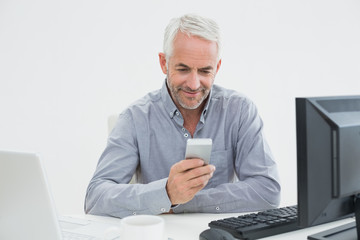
[187,70,201,90]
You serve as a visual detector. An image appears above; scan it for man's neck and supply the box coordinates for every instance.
[178,101,206,137]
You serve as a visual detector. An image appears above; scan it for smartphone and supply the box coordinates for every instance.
[185,138,212,165]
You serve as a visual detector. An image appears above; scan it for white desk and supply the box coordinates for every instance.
[76,213,355,240]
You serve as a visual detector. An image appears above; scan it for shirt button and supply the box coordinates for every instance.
[132,212,137,215]
[215,206,220,211]
[160,208,166,212]
[176,112,179,116]
[184,133,189,138]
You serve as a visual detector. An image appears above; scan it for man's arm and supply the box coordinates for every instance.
[84,112,174,218]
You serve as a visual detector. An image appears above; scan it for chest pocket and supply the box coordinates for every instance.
[205,149,234,189]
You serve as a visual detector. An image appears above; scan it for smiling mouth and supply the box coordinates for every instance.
[183,90,200,98]
[180,87,203,97]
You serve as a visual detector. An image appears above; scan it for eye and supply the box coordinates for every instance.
[199,69,212,75]
[177,68,190,72]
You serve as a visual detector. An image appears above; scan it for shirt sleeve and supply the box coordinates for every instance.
[84,111,172,218]
[172,99,281,214]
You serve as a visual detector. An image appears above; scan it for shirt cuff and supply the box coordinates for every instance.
[144,178,172,214]
[171,204,180,209]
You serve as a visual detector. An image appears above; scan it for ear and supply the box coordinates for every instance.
[215,59,222,74]
[158,53,167,74]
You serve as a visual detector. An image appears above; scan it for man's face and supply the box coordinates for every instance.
[159,32,221,111]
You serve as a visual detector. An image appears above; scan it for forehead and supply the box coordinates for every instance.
[170,32,218,67]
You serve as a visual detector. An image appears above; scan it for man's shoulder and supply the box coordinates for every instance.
[211,84,252,105]
[129,88,162,109]
[210,85,260,121]
[119,88,162,118]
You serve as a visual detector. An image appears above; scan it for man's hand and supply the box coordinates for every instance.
[166,159,216,205]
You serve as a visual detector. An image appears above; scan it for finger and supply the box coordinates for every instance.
[187,172,213,188]
[173,158,205,173]
[185,164,216,181]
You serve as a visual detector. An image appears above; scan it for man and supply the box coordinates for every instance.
[85,14,280,218]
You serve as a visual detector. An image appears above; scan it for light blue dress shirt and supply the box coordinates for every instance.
[85,81,281,218]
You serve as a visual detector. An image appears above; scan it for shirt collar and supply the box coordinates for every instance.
[202,88,212,116]
[161,80,178,119]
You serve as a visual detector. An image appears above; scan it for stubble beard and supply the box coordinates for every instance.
[166,76,211,110]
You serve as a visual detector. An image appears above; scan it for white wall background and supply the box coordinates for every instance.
[1,0,359,215]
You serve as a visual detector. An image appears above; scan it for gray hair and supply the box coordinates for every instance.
[163,14,221,62]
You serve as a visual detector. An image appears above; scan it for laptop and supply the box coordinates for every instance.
[0,150,121,240]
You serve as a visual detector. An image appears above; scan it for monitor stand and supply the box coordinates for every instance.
[308,195,360,240]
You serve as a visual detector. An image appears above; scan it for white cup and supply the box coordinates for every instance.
[111,215,164,240]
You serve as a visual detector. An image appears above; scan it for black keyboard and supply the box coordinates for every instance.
[208,205,300,240]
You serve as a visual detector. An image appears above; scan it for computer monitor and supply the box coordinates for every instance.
[296,95,360,239]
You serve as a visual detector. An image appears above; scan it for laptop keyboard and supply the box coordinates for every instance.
[62,231,102,240]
